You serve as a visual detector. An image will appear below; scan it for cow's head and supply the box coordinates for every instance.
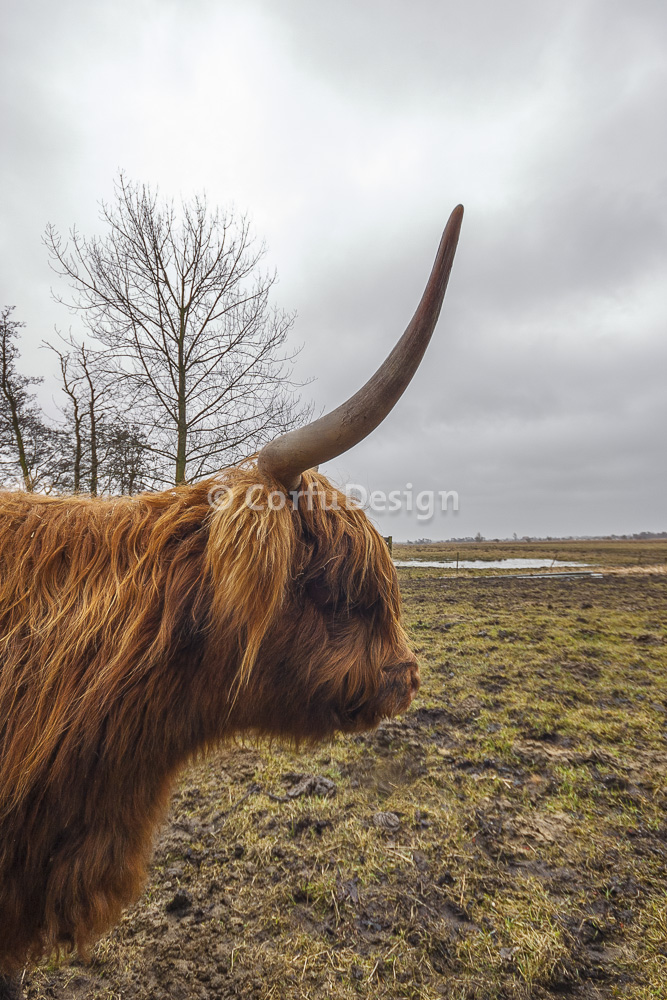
[206,206,463,741]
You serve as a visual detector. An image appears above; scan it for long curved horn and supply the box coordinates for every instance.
[258,204,464,491]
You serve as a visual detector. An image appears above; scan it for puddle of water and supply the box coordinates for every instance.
[393,558,591,570]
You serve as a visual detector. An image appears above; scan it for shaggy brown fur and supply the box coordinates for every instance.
[0,467,418,975]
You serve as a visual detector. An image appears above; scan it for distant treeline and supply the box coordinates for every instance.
[406,532,667,544]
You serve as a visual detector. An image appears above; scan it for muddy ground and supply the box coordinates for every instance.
[24,541,667,999]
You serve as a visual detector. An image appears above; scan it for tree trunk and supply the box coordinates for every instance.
[175,306,187,484]
[82,351,98,496]
[72,398,82,492]
[8,401,32,492]
[89,395,98,496]
[0,326,33,491]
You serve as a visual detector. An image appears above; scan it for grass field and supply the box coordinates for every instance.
[26,541,667,999]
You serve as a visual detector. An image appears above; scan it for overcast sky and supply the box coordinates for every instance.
[2,0,665,539]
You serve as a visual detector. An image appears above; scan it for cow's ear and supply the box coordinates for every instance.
[206,473,295,690]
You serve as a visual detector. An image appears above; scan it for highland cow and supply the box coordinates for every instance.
[0,206,463,997]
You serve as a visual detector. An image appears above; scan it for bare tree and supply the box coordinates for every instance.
[79,344,101,495]
[47,335,156,495]
[0,307,61,492]
[44,175,305,485]
[97,420,152,495]
[47,342,85,492]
